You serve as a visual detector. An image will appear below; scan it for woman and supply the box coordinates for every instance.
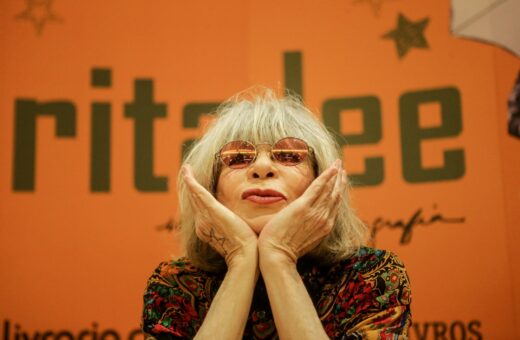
[142,89,412,339]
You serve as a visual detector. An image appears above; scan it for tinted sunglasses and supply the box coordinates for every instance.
[217,137,313,169]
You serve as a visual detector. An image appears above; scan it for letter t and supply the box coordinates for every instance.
[124,79,168,192]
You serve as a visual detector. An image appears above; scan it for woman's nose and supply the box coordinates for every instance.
[248,151,277,179]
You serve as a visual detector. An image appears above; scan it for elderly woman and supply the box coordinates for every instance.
[141,89,412,339]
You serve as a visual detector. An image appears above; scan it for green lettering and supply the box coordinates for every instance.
[90,103,111,192]
[13,99,76,191]
[284,51,303,98]
[181,102,219,158]
[399,87,465,182]
[124,79,168,192]
[323,96,384,186]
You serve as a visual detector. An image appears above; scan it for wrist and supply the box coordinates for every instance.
[226,243,258,270]
[258,247,297,272]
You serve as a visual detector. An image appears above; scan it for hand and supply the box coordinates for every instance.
[257,160,347,264]
[182,164,258,266]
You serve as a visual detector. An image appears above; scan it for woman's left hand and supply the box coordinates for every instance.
[257,159,347,264]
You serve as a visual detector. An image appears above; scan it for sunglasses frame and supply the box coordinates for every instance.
[215,137,314,169]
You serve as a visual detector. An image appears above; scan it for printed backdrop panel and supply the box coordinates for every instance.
[1,0,519,339]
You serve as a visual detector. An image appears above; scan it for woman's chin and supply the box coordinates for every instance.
[244,214,274,235]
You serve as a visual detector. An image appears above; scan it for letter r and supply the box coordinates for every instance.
[13,99,76,191]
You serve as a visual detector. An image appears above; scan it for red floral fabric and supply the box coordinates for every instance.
[142,247,412,339]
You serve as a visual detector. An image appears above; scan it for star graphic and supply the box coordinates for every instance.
[352,0,396,16]
[15,0,62,35]
[208,228,227,249]
[382,13,430,59]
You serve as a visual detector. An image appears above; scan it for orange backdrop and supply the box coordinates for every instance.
[1,0,519,339]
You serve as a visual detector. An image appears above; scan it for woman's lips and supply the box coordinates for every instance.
[242,188,286,204]
[245,195,285,204]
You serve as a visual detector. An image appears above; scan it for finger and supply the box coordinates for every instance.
[183,164,219,208]
[184,175,207,212]
[301,160,340,203]
[341,170,348,198]
[184,165,248,236]
[182,166,218,225]
[334,162,343,188]
[313,171,338,209]
[333,170,347,206]
[311,161,343,208]
[330,167,345,204]
[183,164,204,192]
[323,170,346,228]
[325,161,343,201]
[334,170,348,213]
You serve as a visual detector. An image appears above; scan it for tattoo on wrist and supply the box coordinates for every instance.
[202,227,228,256]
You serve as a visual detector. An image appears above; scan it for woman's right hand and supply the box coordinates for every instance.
[182,164,258,267]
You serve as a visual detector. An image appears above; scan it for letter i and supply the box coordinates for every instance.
[90,68,112,192]
[92,323,98,340]
[3,320,10,340]
[13,324,20,340]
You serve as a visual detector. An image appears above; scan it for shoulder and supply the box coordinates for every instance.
[332,247,412,309]
[144,257,213,297]
[148,257,200,282]
[345,247,410,294]
[142,258,211,337]
[326,248,412,336]
[143,257,198,298]
[346,247,409,278]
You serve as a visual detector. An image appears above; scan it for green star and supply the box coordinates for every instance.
[15,0,62,35]
[382,13,429,59]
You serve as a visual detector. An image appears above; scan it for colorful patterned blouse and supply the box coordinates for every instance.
[141,247,412,339]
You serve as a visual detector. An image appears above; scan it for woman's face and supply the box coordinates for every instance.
[216,144,315,234]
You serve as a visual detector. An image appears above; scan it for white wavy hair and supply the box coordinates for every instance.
[177,88,367,272]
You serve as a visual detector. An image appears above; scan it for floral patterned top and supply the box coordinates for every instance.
[141,247,412,339]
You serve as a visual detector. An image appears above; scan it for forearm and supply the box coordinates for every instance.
[259,255,329,340]
[195,251,259,340]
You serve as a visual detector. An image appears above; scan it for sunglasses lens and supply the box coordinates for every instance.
[220,141,256,168]
[272,137,309,165]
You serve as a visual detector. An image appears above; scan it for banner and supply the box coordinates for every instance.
[1,0,519,338]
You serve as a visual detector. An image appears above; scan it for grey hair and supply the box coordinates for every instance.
[178,87,367,272]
